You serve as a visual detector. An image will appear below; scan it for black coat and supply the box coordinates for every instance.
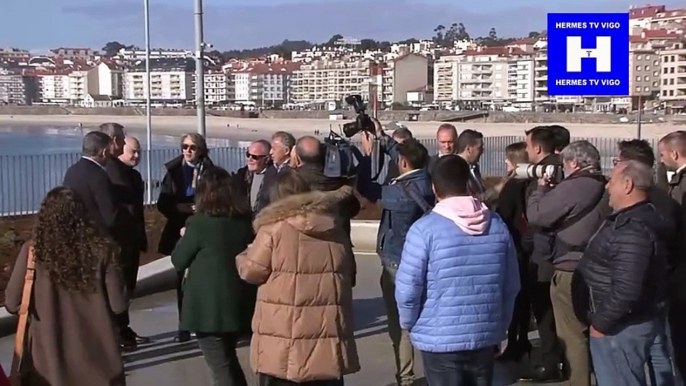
[157,155,214,255]
[496,178,528,256]
[523,153,562,282]
[576,201,673,334]
[296,163,361,236]
[104,157,148,253]
[63,157,119,232]
[234,163,285,215]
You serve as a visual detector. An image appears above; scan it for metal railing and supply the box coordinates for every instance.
[0,136,657,217]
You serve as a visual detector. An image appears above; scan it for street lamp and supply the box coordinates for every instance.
[194,0,206,137]
[144,0,153,204]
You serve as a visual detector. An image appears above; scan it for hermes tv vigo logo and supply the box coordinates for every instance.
[547,13,629,96]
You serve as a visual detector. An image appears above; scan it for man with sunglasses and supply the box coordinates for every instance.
[235,140,273,214]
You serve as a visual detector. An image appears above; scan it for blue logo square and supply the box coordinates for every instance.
[547,13,629,96]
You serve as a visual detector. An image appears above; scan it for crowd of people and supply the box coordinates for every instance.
[3,119,686,386]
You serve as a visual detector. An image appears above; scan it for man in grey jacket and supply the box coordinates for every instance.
[526,140,609,386]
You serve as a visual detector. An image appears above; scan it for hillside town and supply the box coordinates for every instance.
[2,4,686,114]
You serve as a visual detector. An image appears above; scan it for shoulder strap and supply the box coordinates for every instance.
[398,181,432,214]
[11,247,36,384]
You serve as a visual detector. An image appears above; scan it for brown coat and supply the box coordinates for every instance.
[237,186,360,382]
[5,243,128,386]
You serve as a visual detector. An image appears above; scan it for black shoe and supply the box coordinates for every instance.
[121,327,152,345]
[173,330,191,343]
[518,365,564,383]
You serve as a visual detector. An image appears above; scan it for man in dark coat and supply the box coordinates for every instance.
[234,140,273,215]
[113,135,151,350]
[292,136,361,236]
[426,123,458,177]
[62,131,119,232]
[657,131,686,380]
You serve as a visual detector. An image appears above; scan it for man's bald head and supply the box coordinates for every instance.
[119,136,141,167]
[658,130,686,171]
[295,136,323,165]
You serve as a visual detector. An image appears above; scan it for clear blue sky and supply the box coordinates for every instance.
[2,0,683,52]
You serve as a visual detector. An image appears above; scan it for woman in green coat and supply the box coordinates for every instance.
[172,166,254,386]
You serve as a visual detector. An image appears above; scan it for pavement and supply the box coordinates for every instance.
[0,251,562,386]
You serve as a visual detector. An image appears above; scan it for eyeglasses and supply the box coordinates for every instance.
[246,152,267,160]
[182,144,197,152]
[612,157,621,166]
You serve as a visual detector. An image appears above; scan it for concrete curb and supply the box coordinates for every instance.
[0,220,381,333]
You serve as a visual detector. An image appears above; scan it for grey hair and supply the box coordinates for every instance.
[252,139,271,152]
[271,131,296,151]
[180,132,208,158]
[620,160,654,192]
[560,140,601,169]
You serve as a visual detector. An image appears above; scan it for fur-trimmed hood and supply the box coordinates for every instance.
[253,185,353,236]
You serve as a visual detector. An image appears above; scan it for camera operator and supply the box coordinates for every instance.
[357,119,434,386]
[519,126,564,382]
[291,135,361,237]
[526,140,608,386]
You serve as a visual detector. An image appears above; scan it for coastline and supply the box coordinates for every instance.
[0,114,680,140]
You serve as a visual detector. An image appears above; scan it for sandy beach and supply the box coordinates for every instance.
[0,114,679,141]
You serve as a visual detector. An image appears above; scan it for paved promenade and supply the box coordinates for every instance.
[0,252,555,386]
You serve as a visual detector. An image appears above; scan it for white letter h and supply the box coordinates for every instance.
[566,36,612,72]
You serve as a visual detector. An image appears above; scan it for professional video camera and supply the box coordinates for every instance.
[323,130,358,179]
[341,94,375,138]
[512,163,564,184]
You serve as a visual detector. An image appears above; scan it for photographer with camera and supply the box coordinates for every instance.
[517,126,565,382]
[358,118,434,386]
[526,140,608,386]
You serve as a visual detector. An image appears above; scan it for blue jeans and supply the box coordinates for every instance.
[590,319,658,386]
[648,304,675,386]
[421,347,494,386]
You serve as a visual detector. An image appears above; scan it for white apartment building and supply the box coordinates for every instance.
[533,47,549,103]
[433,55,459,102]
[659,38,686,110]
[124,58,194,104]
[68,71,89,103]
[291,59,375,105]
[509,59,535,105]
[86,62,122,99]
[230,63,297,107]
[37,73,70,103]
[202,71,231,105]
[457,55,510,104]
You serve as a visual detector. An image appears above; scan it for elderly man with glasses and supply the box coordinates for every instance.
[234,140,273,215]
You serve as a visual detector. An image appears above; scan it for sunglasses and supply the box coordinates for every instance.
[182,144,197,151]
[246,152,267,160]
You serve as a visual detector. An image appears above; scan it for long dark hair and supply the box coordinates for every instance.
[32,187,117,292]
[195,166,250,217]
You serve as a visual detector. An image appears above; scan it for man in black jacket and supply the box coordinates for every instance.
[520,126,564,382]
[234,140,273,215]
[578,160,674,385]
[427,124,458,177]
[99,125,151,350]
[63,131,119,232]
[115,136,151,349]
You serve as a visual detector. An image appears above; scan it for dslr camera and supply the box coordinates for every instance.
[512,163,564,185]
[342,94,375,138]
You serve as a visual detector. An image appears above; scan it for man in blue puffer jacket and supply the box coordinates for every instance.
[396,154,520,385]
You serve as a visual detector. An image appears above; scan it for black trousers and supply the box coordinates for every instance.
[257,374,343,386]
[115,251,140,331]
[529,280,562,368]
[507,259,531,348]
[196,332,247,386]
[421,347,494,386]
[669,302,686,378]
[176,270,188,332]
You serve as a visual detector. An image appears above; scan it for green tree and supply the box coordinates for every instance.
[102,41,133,57]
[433,25,446,45]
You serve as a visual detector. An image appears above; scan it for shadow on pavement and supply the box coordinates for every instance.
[353,296,385,331]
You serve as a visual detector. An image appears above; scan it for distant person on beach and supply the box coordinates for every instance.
[6,187,128,386]
[157,132,214,344]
